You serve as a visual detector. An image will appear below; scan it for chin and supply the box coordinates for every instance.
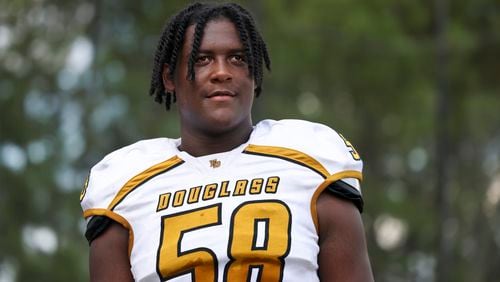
[207,116,240,131]
[205,112,250,134]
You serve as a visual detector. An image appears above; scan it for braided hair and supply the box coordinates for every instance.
[148,2,271,110]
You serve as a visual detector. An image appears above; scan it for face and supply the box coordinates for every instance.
[164,18,255,136]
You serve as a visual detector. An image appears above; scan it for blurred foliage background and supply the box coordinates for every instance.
[0,0,499,281]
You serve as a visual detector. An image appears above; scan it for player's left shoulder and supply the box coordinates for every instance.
[253,119,361,158]
[251,119,363,176]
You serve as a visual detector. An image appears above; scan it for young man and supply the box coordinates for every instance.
[80,2,374,281]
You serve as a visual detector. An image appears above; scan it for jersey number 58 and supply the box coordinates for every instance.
[156,200,291,281]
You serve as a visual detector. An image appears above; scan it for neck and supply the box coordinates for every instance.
[179,123,253,157]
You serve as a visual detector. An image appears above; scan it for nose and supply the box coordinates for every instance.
[210,60,232,83]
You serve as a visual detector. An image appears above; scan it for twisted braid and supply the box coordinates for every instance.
[187,8,213,81]
[226,6,255,82]
[148,2,271,110]
[148,3,203,109]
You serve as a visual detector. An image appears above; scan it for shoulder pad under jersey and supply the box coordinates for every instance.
[250,119,363,191]
[80,138,180,218]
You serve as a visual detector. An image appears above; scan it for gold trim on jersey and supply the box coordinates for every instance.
[107,156,184,211]
[243,144,330,178]
[310,170,363,232]
[83,208,135,256]
[80,174,90,202]
[243,144,363,234]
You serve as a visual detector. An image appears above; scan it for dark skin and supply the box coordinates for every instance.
[164,19,256,157]
[317,193,374,281]
[89,18,374,281]
[90,222,134,282]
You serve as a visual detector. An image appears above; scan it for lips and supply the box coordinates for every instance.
[206,90,236,98]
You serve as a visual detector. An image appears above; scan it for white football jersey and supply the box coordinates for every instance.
[80,119,363,282]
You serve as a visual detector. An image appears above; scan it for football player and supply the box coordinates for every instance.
[81,2,374,281]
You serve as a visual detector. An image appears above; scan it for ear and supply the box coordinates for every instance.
[162,64,175,92]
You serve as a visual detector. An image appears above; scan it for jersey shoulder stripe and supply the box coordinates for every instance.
[108,156,184,211]
[81,137,180,217]
[252,119,363,183]
[243,144,330,178]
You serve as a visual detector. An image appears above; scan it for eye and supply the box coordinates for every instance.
[230,54,246,64]
[195,55,211,65]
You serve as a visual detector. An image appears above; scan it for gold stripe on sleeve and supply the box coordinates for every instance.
[243,144,330,178]
[83,208,135,257]
[107,156,184,211]
[310,170,363,232]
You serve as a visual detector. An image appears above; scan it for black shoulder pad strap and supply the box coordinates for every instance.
[326,180,364,213]
[85,215,113,244]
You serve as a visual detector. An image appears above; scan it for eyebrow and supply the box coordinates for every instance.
[197,48,246,54]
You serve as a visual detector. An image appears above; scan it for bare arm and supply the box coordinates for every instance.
[317,192,374,281]
[89,220,134,282]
